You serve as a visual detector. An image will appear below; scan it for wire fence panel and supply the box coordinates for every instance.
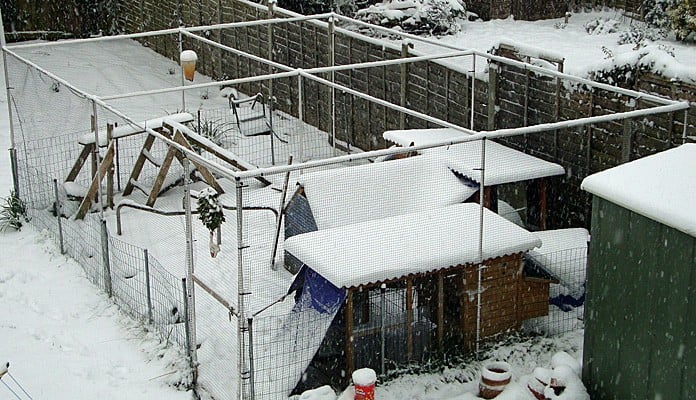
[194,284,240,400]
[523,247,588,335]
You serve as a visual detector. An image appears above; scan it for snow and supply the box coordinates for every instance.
[410,10,696,84]
[352,368,377,386]
[284,203,541,288]
[0,16,607,398]
[298,153,477,230]
[383,128,566,185]
[180,50,198,62]
[78,112,194,146]
[0,41,195,399]
[581,144,696,237]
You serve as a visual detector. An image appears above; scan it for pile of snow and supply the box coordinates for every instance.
[356,0,466,34]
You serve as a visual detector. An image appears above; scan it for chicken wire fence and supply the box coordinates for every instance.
[5,15,689,400]
[4,46,192,369]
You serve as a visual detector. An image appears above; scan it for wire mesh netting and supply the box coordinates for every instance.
[12,19,692,399]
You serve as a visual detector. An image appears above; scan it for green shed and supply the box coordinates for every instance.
[581,144,696,400]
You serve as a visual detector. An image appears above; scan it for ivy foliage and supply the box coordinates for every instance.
[197,187,225,233]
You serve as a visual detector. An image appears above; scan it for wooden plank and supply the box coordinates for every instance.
[437,272,444,353]
[170,130,225,195]
[75,143,115,219]
[146,144,178,207]
[65,144,94,183]
[407,277,413,360]
[122,134,157,196]
[539,178,547,230]
[345,290,354,376]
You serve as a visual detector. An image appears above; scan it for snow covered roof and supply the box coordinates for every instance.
[581,144,696,237]
[284,203,542,288]
[297,153,478,230]
[383,128,565,185]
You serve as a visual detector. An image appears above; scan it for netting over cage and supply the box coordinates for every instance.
[3,8,690,400]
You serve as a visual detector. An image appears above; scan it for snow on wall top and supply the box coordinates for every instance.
[284,203,542,288]
[298,153,478,230]
[582,144,696,237]
[383,128,565,185]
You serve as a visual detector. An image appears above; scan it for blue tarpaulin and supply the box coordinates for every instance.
[289,266,346,314]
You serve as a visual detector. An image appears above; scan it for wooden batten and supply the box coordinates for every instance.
[345,290,354,376]
[406,277,413,360]
[75,142,116,219]
[122,134,157,196]
[539,177,547,230]
[106,124,114,209]
[437,272,444,353]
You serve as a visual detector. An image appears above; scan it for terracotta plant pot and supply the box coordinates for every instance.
[479,361,512,399]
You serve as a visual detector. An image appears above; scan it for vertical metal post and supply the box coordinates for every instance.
[144,248,153,324]
[101,219,113,297]
[329,16,336,156]
[400,41,411,130]
[270,155,293,270]
[8,149,19,199]
[181,277,193,366]
[470,54,476,130]
[270,108,276,166]
[179,27,186,111]
[267,0,275,98]
[0,7,20,197]
[248,317,256,400]
[182,158,198,382]
[487,64,497,131]
[682,109,690,144]
[92,99,105,221]
[297,74,305,164]
[476,137,487,358]
[53,179,65,254]
[380,284,386,376]
[235,177,250,400]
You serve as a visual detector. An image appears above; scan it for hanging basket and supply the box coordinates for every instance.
[479,361,512,399]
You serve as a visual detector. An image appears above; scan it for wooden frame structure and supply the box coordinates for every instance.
[66,113,272,219]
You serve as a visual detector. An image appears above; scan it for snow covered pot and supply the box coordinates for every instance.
[528,367,552,400]
[180,50,198,81]
[196,187,225,257]
[352,368,376,400]
[479,361,512,399]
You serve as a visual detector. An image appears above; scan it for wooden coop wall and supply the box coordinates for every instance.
[342,253,552,376]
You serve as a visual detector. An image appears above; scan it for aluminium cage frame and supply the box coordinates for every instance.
[1,7,690,399]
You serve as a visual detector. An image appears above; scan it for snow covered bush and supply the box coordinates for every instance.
[356,0,467,35]
[643,0,679,29]
[197,187,225,257]
[584,17,620,35]
[277,0,375,15]
[0,190,29,231]
[618,24,666,48]
[668,0,696,41]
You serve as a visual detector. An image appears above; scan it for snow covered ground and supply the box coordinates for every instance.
[407,9,696,84]
[0,55,194,400]
[0,11,616,399]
